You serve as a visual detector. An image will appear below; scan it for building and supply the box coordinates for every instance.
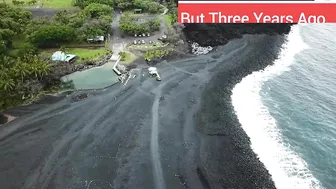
[87,36,104,43]
[51,51,76,63]
[134,9,142,14]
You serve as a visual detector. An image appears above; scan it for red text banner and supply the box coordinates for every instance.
[178,1,336,23]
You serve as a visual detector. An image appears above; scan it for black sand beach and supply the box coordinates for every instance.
[0,33,285,189]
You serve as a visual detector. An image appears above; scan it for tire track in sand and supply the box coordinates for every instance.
[151,87,165,189]
[150,75,178,189]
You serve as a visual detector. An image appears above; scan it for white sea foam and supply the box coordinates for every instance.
[231,25,324,189]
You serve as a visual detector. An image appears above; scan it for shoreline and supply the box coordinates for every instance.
[195,34,287,188]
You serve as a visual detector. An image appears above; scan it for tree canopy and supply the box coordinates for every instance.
[0,1,114,110]
[119,14,161,35]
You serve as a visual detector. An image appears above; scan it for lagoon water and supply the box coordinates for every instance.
[232,24,336,189]
[61,62,119,90]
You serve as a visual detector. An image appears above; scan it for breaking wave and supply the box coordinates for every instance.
[231,25,323,189]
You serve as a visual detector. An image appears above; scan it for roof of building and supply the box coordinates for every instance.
[52,51,76,62]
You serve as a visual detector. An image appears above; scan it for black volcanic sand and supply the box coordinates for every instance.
[0,34,284,189]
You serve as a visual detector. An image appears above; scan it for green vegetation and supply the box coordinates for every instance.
[119,52,137,64]
[119,14,161,35]
[115,0,163,14]
[144,49,172,60]
[43,47,109,63]
[164,15,172,28]
[68,48,109,62]
[41,0,74,8]
[167,2,178,24]
[10,0,36,7]
[0,1,114,110]
[74,0,114,9]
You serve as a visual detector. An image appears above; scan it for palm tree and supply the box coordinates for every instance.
[14,62,29,82]
[0,78,15,92]
[37,63,50,80]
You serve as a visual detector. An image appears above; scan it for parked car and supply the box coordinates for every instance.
[142,33,146,37]
[133,40,137,44]
[138,40,141,44]
[141,40,145,44]
[149,40,152,44]
[162,35,167,39]
[158,37,162,41]
[147,33,150,36]
[134,34,137,37]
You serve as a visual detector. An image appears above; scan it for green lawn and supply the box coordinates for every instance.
[5,0,74,8]
[42,47,110,64]
[41,0,74,8]
[120,52,137,64]
[67,48,109,63]
[164,15,172,28]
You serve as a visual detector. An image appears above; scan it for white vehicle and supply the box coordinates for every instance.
[133,40,137,44]
[148,67,161,81]
[141,40,145,44]
[162,35,167,39]
[142,33,146,37]
[147,33,150,36]
[134,34,137,37]
[148,67,157,76]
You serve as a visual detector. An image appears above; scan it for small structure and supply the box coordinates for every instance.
[87,36,104,43]
[148,67,157,75]
[148,67,161,81]
[134,9,142,14]
[51,51,76,63]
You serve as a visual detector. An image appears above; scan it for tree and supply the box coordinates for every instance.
[164,23,185,44]
[83,3,113,18]
[14,61,29,82]
[74,0,114,9]
[28,0,37,5]
[54,10,70,25]
[59,46,67,54]
[0,78,15,92]
[26,25,75,47]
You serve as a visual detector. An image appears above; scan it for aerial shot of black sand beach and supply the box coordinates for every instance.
[0,0,301,188]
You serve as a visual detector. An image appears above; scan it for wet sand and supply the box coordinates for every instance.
[0,34,284,189]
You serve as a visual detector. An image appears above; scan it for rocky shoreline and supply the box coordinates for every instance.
[191,27,291,188]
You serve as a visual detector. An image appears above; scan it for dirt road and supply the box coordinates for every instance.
[0,34,284,189]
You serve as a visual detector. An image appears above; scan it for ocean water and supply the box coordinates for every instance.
[232,24,336,189]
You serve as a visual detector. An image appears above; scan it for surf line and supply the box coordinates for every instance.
[231,25,323,189]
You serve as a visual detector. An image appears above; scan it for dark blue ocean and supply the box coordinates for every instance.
[232,24,336,189]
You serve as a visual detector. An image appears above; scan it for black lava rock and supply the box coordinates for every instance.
[72,93,88,102]
[0,113,8,124]
[183,23,292,46]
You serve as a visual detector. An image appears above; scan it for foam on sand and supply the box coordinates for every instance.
[231,25,323,189]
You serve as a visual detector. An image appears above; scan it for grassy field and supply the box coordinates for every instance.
[41,0,74,8]
[164,15,172,28]
[42,47,109,63]
[5,0,74,8]
[67,48,109,62]
[120,52,137,64]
